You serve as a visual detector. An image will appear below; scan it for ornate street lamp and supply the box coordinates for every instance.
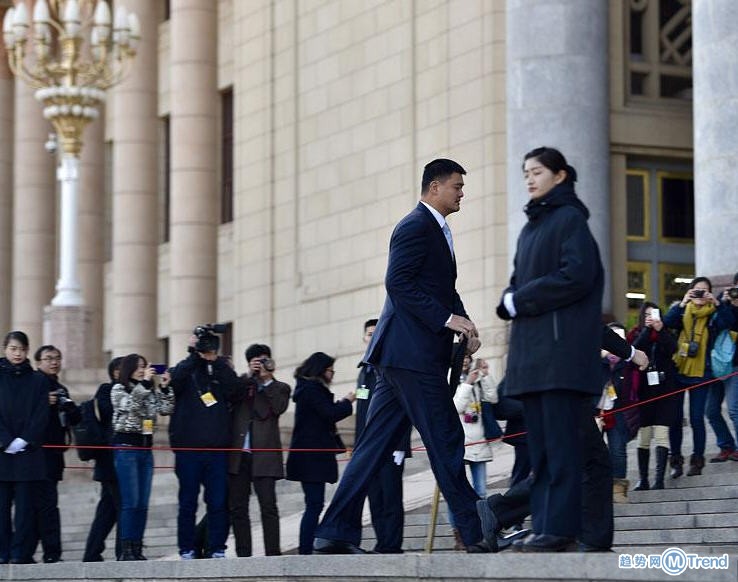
[2,0,138,306]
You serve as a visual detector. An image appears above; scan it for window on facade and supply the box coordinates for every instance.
[626,261,650,327]
[159,116,171,244]
[626,171,648,240]
[627,0,692,100]
[220,88,234,225]
[660,263,693,307]
[659,173,694,242]
[104,140,114,262]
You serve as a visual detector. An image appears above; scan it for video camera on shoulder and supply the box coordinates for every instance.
[193,323,228,353]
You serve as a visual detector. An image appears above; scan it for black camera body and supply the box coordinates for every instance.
[728,287,738,300]
[692,289,706,298]
[687,341,700,358]
[193,323,228,353]
[259,357,275,372]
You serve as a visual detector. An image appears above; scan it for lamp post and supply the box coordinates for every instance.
[3,0,138,307]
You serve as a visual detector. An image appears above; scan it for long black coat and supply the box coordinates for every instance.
[0,358,51,482]
[498,184,604,397]
[285,378,353,484]
[628,325,680,427]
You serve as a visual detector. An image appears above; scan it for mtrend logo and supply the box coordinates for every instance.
[618,547,730,576]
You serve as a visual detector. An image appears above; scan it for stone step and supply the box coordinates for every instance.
[631,471,738,489]
[615,512,738,531]
[627,485,738,502]
[2,553,736,582]
[614,527,738,545]
[614,498,728,517]
[614,544,738,556]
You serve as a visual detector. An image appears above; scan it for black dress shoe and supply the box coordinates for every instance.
[497,528,532,552]
[465,539,496,553]
[577,542,614,553]
[43,556,62,563]
[0,558,8,564]
[476,499,501,549]
[513,533,575,553]
[313,537,368,554]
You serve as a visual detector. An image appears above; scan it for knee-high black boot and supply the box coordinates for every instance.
[652,446,668,490]
[633,448,650,491]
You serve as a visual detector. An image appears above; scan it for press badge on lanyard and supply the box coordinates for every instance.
[356,385,370,400]
[200,391,218,407]
[142,419,154,435]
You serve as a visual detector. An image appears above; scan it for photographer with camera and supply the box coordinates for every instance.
[663,277,722,477]
[228,344,291,557]
[168,324,241,560]
[626,303,678,491]
[33,345,81,563]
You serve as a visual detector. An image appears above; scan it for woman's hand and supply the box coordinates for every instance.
[645,315,663,332]
[143,366,155,382]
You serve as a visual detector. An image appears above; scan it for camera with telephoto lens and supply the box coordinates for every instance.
[193,323,228,353]
[55,390,75,410]
[729,288,738,300]
[258,357,275,372]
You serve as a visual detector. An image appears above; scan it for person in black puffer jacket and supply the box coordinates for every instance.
[497,147,604,553]
[0,331,51,564]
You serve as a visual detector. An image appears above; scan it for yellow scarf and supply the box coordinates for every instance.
[673,302,716,377]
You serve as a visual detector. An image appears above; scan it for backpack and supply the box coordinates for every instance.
[71,398,107,461]
[711,329,737,378]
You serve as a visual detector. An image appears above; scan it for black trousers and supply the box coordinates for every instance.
[0,481,37,563]
[228,453,281,557]
[316,367,481,546]
[83,479,122,561]
[34,479,61,561]
[487,397,613,549]
[366,454,405,553]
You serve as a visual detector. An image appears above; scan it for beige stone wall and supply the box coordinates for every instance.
[222,0,510,392]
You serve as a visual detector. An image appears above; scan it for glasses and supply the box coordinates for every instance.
[6,346,27,353]
[41,356,62,362]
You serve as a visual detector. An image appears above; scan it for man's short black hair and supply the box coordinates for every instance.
[421,159,466,193]
[364,319,378,331]
[34,344,61,362]
[245,343,271,361]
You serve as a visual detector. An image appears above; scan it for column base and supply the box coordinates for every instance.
[42,304,94,369]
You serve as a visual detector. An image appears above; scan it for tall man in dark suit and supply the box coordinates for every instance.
[314,159,491,553]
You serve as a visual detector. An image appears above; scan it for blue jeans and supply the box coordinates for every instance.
[669,377,709,457]
[299,482,325,554]
[114,447,153,542]
[723,372,738,445]
[174,451,228,554]
[606,411,629,479]
[705,380,737,451]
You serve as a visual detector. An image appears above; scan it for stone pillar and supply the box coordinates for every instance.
[77,116,106,366]
[693,0,738,278]
[11,82,56,348]
[111,0,160,358]
[0,35,12,334]
[506,0,611,310]
[169,0,218,350]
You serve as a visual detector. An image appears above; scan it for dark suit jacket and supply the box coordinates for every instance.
[228,375,291,478]
[364,203,467,376]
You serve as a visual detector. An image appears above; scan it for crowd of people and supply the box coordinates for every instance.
[1,152,737,563]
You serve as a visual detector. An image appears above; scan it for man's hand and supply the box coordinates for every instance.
[446,315,478,338]
[631,349,649,371]
[466,336,481,355]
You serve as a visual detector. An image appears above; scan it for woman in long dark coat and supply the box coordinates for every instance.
[497,147,604,552]
[0,331,51,564]
[285,352,355,554]
[627,301,678,490]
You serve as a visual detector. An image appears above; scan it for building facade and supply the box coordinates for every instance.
[0,0,735,392]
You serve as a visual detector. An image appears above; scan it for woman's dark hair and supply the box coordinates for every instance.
[3,331,29,349]
[107,356,124,382]
[638,301,660,328]
[118,353,147,389]
[522,146,577,185]
[689,276,712,292]
[294,351,335,380]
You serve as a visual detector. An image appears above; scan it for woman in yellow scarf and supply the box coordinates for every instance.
[662,277,718,477]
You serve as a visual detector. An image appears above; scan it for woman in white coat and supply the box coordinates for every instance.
[449,358,498,549]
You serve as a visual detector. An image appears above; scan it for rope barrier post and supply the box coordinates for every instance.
[425,484,441,554]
